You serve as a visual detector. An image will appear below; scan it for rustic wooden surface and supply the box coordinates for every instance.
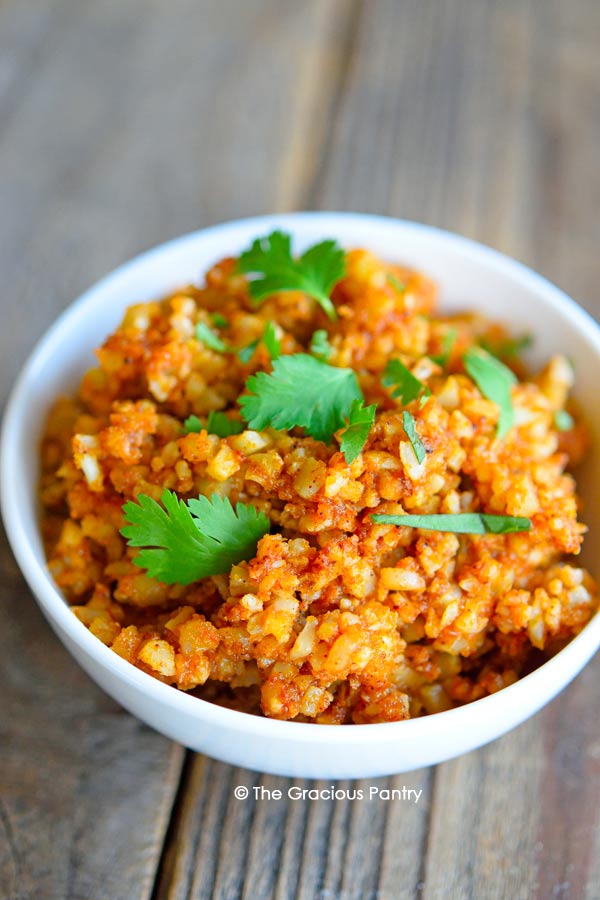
[1,1,600,898]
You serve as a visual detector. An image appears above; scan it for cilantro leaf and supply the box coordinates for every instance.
[262,320,281,360]
[240,353,362,443]
[237,230,345,320]
[553,410,574,432]
[463,347,517,438]
[382,359,431,405]
[121,490,270,585]
[387,273,406,293]
[183,415,203,434]
[183,412,244,437]
[371,512,531,534]
[237,338,260,364]
[211,313,228,328]
[206,410,244,437]
[237,321,280,363]
[196,322,228,353]
[340,400,376,464]
[480,334,533,359]
[402,411,426,464]
[431,327,458,367]
[310,329,333,362]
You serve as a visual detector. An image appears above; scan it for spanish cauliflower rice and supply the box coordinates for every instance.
[39,234,598,723]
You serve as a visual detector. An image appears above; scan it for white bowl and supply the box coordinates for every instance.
[2,212,600,779]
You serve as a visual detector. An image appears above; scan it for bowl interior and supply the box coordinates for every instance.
[7,213,600,578]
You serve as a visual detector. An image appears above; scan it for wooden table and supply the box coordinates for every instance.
[2,2,600,897]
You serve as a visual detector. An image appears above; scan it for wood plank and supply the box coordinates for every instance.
[153,766,432,900]
[421,730,544,900]
[0,535,185,900]
[0,0,349,393]
[0,0,73,115]
[0,0,352,897]
[524,0,600,317]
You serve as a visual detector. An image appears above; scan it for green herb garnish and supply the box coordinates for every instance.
[240,353,362,443]
[237,230,345,320]
[553,410,574,432]
[183,414,203,434]
[196,322,228,353]
[121,491,270,585]
[382,359,431,405]
[206,411,244,437]
[211,313,228,328]
[237,338,260,364]
[387,274,406,293]
[402,411,426,464]
[262,321,281,360]
[371,512,531,535]
[431,327,458,367]
[310,329,333,362]
[183,412,244,437]
[463,347,517,439]
[237,321,280,363]
[340,400,376,464]
[480,334,533,359]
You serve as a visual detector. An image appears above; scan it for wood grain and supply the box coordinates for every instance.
[0,535,185,900]
[0,0,346,394]
[2,0,600,898]
[152,765,432,900]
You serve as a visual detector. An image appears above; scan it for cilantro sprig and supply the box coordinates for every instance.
[121,491,270,585]
[340,400,376,464]
[240,353,362,443]
[382,359,431,405]
[183,412,244,437]
[238,320,281,363]
[387,274,406,294]
[431,327,458,367]
[371,512,531,535]
[196,322,229,353]
[480,334,533,359]
[463,347,517,439]
[402,411,426,464]
[207,411,244,437]
[262,321,281,360]
[310,329,333,362]
[237,339,260,364]
[183,414,203,434]
[237,230,345,320]
[554,410,574,432]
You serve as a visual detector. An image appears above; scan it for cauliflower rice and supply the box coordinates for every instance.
[39,246,598,723]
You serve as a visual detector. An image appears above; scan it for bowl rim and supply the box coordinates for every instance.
[3,209,600,745]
